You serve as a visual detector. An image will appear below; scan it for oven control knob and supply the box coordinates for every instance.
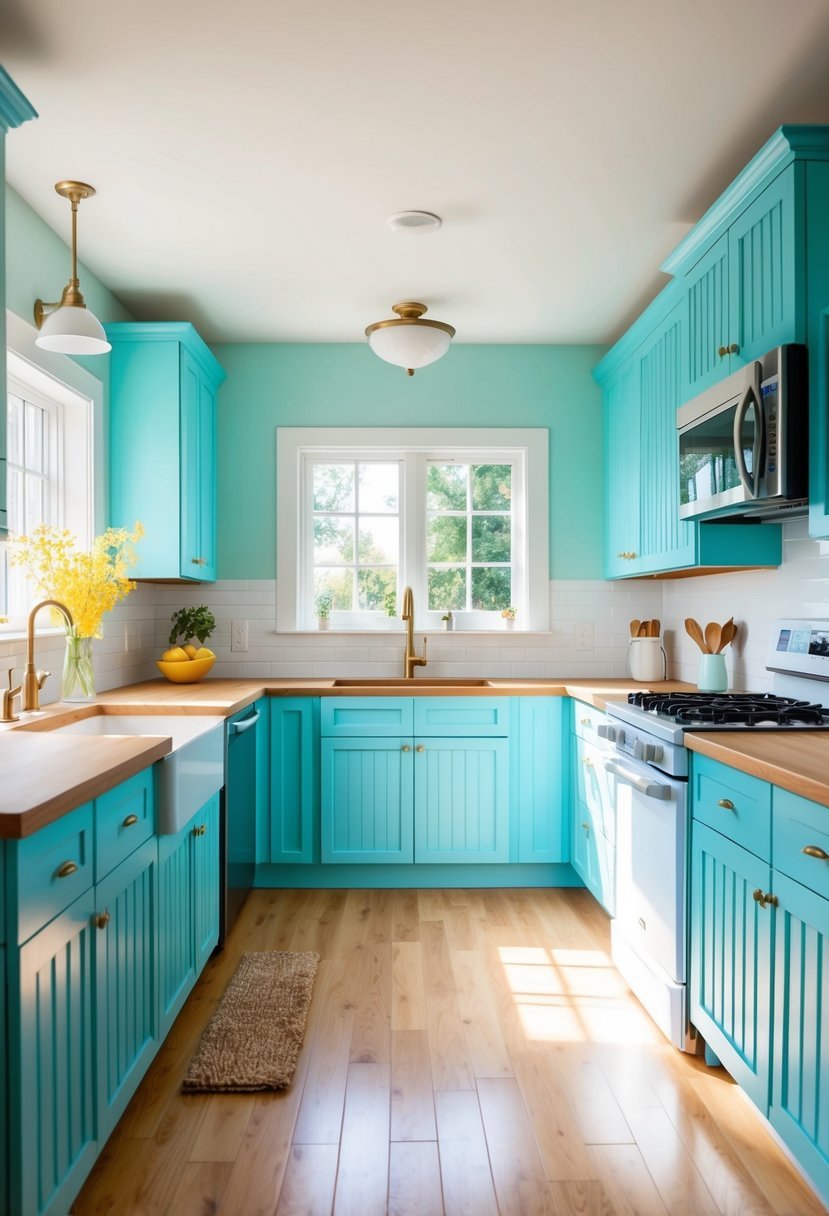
[597,724,619,743]
[633,739,663,764]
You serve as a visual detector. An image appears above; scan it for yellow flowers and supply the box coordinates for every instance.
[10,523,144,639]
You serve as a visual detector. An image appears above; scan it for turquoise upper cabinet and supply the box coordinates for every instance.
[603,359,640,579]
[107,323,225,581]
[0,70,37,536]
[681,170,798,398]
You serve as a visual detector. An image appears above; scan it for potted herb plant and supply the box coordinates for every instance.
[501,606,517,630]
[441,611,454,631]
[316,591,333,630]
[158,604,217,681]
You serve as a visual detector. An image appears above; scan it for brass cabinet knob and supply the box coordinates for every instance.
[122,813,139,828]
[191,556,207,566]
[582,757,593,767]
[55,860,78,879]
[802,845,829,861]
[581,821,590,834]
[717,799,735,811]
[95,910,111,930]
[728,342,739,354]
[718,345,729,357]
[401,744,411,752]
[717,342,740,357]
[752,888,778,909]
[416,745,425,753]
[580,717,590,725]
[192,823,207,837]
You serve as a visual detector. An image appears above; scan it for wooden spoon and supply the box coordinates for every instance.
[637,621,649,637]
[704,621,722,655]
[651,618,661,638]
[718,618,736,652]
[685,618,707,653]
[630,619,641,638]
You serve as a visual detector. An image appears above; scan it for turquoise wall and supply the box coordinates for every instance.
[211,343,606,580]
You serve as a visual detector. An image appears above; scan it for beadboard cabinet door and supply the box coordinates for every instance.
[193,794,220,973]
[690,821,773,1111]
[95,838,158,1142]
[157,817,195,1036]
[603,359,641,578]
[413,737,509,864]
[321,737,414,863]
[770,871,829,1201]
[13,892,98,1216]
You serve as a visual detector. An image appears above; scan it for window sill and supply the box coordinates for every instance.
[274,629,546,637]
[0,626,67,645]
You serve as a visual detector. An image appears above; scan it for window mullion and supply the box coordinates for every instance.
[405,452,424,617]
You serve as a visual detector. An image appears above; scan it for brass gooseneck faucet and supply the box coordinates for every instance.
[23,599,74,711]
[401,586,428,679]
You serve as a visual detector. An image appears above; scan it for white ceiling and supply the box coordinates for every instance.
[4,0,829,346]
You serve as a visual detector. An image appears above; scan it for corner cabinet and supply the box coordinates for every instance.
[689,755,829,1209]
[106,322,226,581]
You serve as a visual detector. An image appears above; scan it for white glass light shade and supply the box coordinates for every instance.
[367,322,452,371]
[35,304,112,355]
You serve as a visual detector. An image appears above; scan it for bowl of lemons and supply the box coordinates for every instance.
[156,606,217,683]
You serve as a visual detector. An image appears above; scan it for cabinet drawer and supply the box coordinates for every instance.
[14,803,94,944]
[692,755,771,861]
[773,789,829,899]
[95,767,155,880]
[413,697,509,736]
[572,701,608,743]
[321,697,413,737]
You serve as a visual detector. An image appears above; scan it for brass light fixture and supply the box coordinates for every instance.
[365,301,455,376]
[34,180,111,355]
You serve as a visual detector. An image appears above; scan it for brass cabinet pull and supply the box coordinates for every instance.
[416,745,425,753]
[717,799,735,811]
[401,744,411,752]
[718,342,740,357]
[95,910,110,930]
[616,551,639,560]
[581,821,590,834]
[582,757,593,767]
[752,888,778,909]
[122,813,139,828]
[580,717,590,725]
[191,556,207,566]
[55,860,78,879]
[802,845,829,861]
[192,823,207,837]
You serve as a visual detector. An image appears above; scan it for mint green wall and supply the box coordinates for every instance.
[212,343,606,580]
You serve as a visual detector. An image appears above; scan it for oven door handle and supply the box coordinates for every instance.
[603,759,672,801]
[732,362,764,500]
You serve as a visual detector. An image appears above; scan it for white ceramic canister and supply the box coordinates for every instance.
[628,637,667,682]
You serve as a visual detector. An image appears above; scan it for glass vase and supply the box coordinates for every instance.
[62,627,95,702]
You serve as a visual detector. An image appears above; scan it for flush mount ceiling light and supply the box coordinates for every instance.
[387,210,442,233]
[34,180,111,355]
[365,301,455,377]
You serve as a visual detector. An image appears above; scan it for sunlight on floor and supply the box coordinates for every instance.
[498,944,660,1046]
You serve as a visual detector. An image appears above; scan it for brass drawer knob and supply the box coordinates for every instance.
[55,860,78,879]
[752,888,778,909]
[192,823,207,837]
[401,744,411,752]
[717,799,735,811]
[95,910,111,930]
[122,813,139,828]
[580,717,590,725]
[802,845,829,861]
[416,745,425,753]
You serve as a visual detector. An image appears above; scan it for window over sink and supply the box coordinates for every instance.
[277,427,549,632]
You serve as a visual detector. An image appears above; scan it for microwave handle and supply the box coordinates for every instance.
[732,362,765,499]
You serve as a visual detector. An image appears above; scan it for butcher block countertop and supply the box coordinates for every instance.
[686,732,829,809]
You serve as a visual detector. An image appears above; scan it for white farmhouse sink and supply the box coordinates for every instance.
[48,714,225,834]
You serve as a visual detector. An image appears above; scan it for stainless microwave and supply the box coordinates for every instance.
[676,344,808,521]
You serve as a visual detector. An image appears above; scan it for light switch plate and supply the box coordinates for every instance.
[231,619,249,652]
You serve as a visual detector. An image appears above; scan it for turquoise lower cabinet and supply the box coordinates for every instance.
[514,698,568,863]
[0,944,5,1216]
[321,737,414,863]
[95,837,158,1141]
[770,872,829,1200]
[12,890,98,1216]
[690,820,772,1110]
[572,801,616,915]
[414,737,509,863]
[157,794,220,1036]
[269,697,318,864]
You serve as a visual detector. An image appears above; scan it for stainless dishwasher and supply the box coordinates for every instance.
[221,701,263,942]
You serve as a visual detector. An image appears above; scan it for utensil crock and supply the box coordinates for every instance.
[628,637,667,682]
[697,653,727,693]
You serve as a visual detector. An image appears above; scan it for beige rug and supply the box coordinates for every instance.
[182,950,320,1092]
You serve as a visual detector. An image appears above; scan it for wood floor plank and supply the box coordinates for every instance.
[392,940,427,1030]
[391,889,421,942]
[388,1141,444,1216]
[348,942,391,1063]
[421,920,476,1091]
[476,1077,558,1215]
[188,1093,255,1162]
[293,960,354,1144]
[162,1161,233,1216]
[434,1090,499,1216]
[548,1180,619,1216]
[618,1101,722,1216]
[276,1144,339,1216]
[391,1029,437,1141]
[451,949,512,1079]
[333,1062,391,1216]
[512,1050,598,1182]
[589,1144,670,1216]
[552,1042,634,1145]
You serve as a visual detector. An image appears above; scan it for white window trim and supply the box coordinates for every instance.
[276,427,549,632]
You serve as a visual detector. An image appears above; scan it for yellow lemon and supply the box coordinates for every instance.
[161,646,189,662]
[183,644,200,659]
[194,646,215,659]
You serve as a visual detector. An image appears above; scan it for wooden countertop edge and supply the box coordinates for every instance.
[686,733,829,808]
[0,734,172,839]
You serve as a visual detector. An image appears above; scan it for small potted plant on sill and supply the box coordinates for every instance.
[316,591,333,630]
[501,606,517,630]
[441,611,454,631]
[384,591,398,619]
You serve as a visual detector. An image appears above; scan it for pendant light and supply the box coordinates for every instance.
[365,301,455,376]
[34,181,111,355]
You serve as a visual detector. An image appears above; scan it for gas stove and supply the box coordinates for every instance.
[628,690,829,728]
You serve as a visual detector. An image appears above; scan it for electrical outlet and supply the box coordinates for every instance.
[231,619,249,653]
[576,622,594,651]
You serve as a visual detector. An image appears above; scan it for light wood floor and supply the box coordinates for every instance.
[72,888,828,1216]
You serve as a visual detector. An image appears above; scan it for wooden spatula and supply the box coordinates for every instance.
[704,621,722,655]
[718,618,736,652]
[685,618,707,653]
